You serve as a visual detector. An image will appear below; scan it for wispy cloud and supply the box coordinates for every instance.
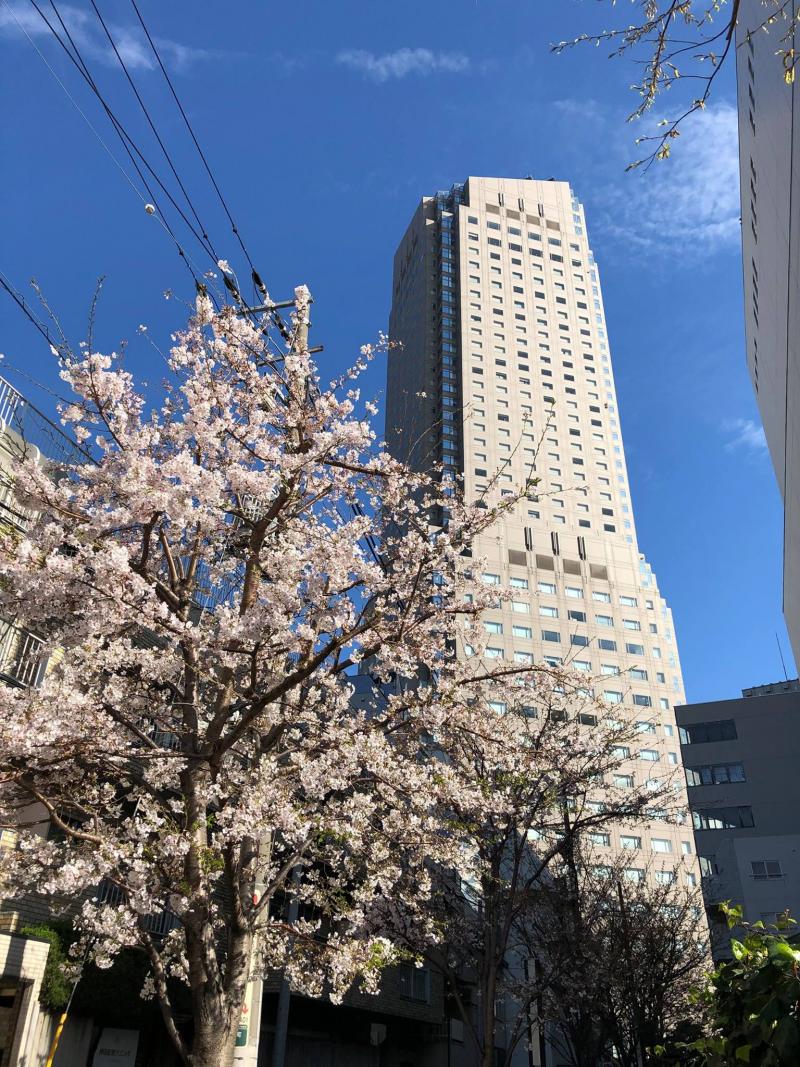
[336,47,470,82]
[0,1,216,72]
[612,104,741,251]
[722,418,768,454]
[552,98,741,257]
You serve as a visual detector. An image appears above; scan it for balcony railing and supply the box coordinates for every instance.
[0,620,47,688]
[98,878,180,937]
[0,375,88,533]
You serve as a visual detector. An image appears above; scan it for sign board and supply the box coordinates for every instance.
[92,1028,140,1067]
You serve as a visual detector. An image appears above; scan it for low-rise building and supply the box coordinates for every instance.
[676,680,800,959]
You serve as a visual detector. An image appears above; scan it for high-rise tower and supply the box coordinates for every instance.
[735,1,800,665]
[388,176,699,885]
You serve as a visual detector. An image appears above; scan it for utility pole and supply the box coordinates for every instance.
[241,293,310,1067]
[270,868,301,1067]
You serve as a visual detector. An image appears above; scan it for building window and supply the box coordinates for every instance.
[693,806,755,831]
[398,963,431,1002]
[751,861,782,880]
[685,762,746,786]
[651,838,672,854]
[639,749,659,761]
[679,720,737,745]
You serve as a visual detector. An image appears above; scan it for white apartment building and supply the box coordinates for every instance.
[388,176,700,891]
[735,0,800,664]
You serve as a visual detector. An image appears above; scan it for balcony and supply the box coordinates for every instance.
[0,621,47,688]
[0,374,87,533]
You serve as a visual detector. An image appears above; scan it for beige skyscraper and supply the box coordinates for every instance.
[388,176,700,887]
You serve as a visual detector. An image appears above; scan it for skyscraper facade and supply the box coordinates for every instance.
[388,176,699,884]
[735,0,800,664]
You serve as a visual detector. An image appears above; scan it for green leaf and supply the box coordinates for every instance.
[731,939,746,960]
[735,1045,751,1062]
[767,939,800,963]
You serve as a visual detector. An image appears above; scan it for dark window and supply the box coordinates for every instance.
[686,763,746,787]
[398,964,431,1002]
[751,861,782,879]
[679,720,738,745]
[693,807,754,831]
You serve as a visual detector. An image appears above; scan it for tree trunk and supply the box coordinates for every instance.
[480,963,497,1067]
[182,921,253,1067]
[190,1017,241,1067]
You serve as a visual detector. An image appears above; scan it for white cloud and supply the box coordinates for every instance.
[615,104,741,251]
[554,99,741,257]
[336,47,470,82]
[0,1,213,72]
[722,418,768,454]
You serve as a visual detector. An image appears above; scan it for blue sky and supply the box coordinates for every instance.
[0,0,793,698]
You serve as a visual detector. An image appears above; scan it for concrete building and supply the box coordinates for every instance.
[387,176,703,1061]
[735,0,800,663]
[676,680,800,959]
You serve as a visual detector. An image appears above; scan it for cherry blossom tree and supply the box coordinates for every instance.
[0,283,570,1067]
[379,676,684,1067]
[528,856,708,1066]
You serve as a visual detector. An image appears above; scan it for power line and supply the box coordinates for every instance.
[41,0,215,270]
[125,0,298,351]
[128,0,297,354]
[128,0,256,274]
[88,0,218,260]
[12,0,293,359]
[0,270,62,350]
[23,0,216,289]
